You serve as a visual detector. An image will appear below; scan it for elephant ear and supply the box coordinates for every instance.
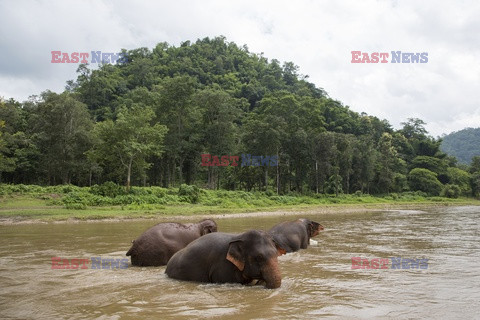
[273,240,287,256]
[226,240,245,271]
[307,221,320,237]
[201,225,212,235]
[200,220,217,235]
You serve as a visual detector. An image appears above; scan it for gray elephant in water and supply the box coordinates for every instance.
[166,230,286,289]
[268,218,324,253]
[126,219,217,266]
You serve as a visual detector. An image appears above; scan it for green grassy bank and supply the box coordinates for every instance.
[0,184,478,222]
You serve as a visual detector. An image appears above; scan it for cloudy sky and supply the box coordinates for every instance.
[1,0,478,137]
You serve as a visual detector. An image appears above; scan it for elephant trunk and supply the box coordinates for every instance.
[261,257,282,289]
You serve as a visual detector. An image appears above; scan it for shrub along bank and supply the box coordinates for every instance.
[1,183,478,222]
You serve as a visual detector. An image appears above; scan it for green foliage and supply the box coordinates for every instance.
[62,192,89,209]
[178,184,201,203]
[411,156,447,175]
[392,173,408,192]
[468,157,480,198]
[470,156,480,174]
[407,168,443,196]
[88,105,168,190]
[471,172,480,198]
[89,181,125,198]
[441,184,461,198]
[375,133,400,193]
[0,183,82,195]
[446,167,471,196]
[2,184,477,219]
[0,37,478,198]
[30,92,93,184]
[400,118,428,139]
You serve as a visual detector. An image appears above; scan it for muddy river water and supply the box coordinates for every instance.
[1,206,480,319]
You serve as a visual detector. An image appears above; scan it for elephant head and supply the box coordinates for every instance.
[302,219,324,238]
[226,230,286,289]
[198,219,218,235]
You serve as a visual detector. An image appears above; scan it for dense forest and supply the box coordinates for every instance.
[441,128,480,164]
[1,36,479,197]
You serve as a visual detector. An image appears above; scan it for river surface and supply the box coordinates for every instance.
[1,206,480,319]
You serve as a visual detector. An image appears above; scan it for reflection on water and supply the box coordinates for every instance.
[1,206,480,319]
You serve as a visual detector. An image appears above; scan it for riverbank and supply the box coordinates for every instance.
[1,184,479,224]
[1,199,478,225]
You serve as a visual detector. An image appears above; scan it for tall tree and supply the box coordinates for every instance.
[89,105,167,190]
[375,133,399,193]
[154,75,198,187]
[0,100,16,181]
[196,88,245,189]
[28,91,93,184]
[470,156,480,197]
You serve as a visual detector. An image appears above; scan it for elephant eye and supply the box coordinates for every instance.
[255,255,265,262]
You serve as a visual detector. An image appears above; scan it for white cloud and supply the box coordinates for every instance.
[0,0,479,137]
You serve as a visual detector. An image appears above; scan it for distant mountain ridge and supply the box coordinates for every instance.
[441,127,480,164]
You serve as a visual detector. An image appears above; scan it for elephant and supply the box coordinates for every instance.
[268,218,324,253]
[165,230,286,289]
[126,219,217,266]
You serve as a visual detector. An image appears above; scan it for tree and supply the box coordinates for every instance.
[335,134,354,194]
[197,88,245,189]
[470,156,480,174]
[411,156,447,175]
[28,92,93,184]
[446,167,471,196]
[375,133,398,193]
[470,156,480,197]
[0,99,24,182]
[400,118,427,139]
[89,105,167,191]
[154,75,198,187]
[0,120,14,182]
[351,135,376,193]
[73,64,127,121]
[242,114,283,192]
[471,173,480,198]
[407,168,443,195]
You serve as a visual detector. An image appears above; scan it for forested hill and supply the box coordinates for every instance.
[441,128,480,164]
[1,36,479,197]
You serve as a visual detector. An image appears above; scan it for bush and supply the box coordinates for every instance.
[441,184,461,198]
[61,185,79,193]
[408,168,443,196]
[65,202,87,210]
[62,192,89,209]
[90,181,125,198]
[178,184,200,203]
[392,173,408,192]
[0,184,46,195]
[446,167,471,196]
[264,188,276,197]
